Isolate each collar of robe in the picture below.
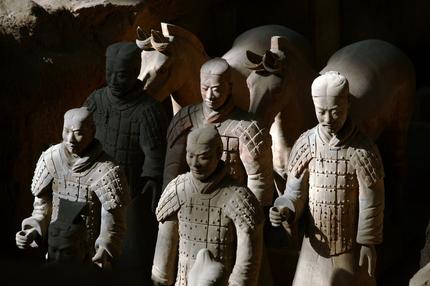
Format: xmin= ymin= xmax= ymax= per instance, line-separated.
xmin=60 ymin=140 xmax=104 ymax=174
xmin=202 ymin=96 xmax=235 ymax=124
xmin=189 ymin=162 xmax=228 ymax=195
xmin=106 ymin=82 xmax=145 ymax=111
xmin=317 ymin=117 xmax=358 ymax=148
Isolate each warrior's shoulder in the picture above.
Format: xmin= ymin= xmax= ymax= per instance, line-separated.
xmin=224 ymin=109 xmax=270 ymax=157
xmin=287 ymin=127 xmax=316 ymax=177
xmin=221 ymin=179 xmax=263 ymax=231
xmin=84 ymin=87 xmax=107 ymax=112
xmin=31 ymin=143 xmax=63 ymax=196
xmin=156 ymin=174 xmax=189 ymax=222
xmin=92 ymin=161 xmax=129 ymax=211
xmin=349 ymin=130 xmax=384 ymax=186
xmin=166 ymin=105 xmax=201 ymax=147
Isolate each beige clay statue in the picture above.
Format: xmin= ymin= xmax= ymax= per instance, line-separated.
xmin=270 ymin=72 xmax=385 ymax=285
xmin=163 ymin=57 xmax=273 ymax=207
xmin=152 ymin=125 xmax=263 ymax=286
xmin=16 ymin=107 xmax=129 ymax=267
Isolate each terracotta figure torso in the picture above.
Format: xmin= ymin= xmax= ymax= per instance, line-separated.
xmin=164 ymin=101 xmax=273 ymax=206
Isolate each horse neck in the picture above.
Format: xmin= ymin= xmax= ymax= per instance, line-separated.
xmin=171 ymin=38 xmax=209 ymax=107
xmin=282 ymin=57 xmax=319 ymax=132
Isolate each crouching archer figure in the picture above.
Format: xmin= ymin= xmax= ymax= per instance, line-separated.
xmin=16 ymin=107 xmax=129 ymax=268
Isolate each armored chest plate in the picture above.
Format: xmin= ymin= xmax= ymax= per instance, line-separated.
xmin=307 ymin=141 xmax=359 ymax=255
xmin=176 ymin=189 xmax=236 ymax=286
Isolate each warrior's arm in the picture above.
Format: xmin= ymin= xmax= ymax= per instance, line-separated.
xmin=152 ymin=218 xmax=179 ymax=285
xmin=139 ymin=105 xmax=169 ymax=184
xmin=239 ymin=130 xmax=274 ymax=207
xmin=357 ymin=176 xmax=384 ymax=245
xmin=21 ymin=194 xmax=52 ymax=244
xmin=21 ymin=153 xmax=54 ymax=242
xmin=93 ymin=166 xmax=130 ymax=260
xmin=95 ymin=206 xmax=127 ymax=260
xmin=273 ymin=171 xmax=309 ymax=223
xmin=229 ymin=224 xmax=263 ymax=286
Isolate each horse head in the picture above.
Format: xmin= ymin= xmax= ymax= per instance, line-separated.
xmin=246 ymin=36 xmax=289 ymax=125
xmin=136 ymin=23 xmax=208 ymax=111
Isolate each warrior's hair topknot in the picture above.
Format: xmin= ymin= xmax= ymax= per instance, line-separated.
xmin=64 ymin=107 xmax=95 ymax=130
xmin=187 ymin=125 xmax=223 ymax=152
xmin=312 ymin=71 xmax=349 ymax=99
xmin=200 ymin=58 xmax=231 ymax=81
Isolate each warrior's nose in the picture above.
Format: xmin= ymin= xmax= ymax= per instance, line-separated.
xmin=206 ymin=88 xmax=214 ymax=100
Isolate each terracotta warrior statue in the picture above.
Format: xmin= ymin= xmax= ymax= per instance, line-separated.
xmin=163 ymin=57 xmax=273 ymax=207
xmin=152 ymin=125 xmax=263 ymax=286
xmin=16 ymin=107 xmax=129 ymax=267
xmin=84 ymin=42 xmax=168 ymax=276
xmin=85 ymin=41 xmax=168 ymax=209
xmin=270 ymin=71 xmax=385 ymax=285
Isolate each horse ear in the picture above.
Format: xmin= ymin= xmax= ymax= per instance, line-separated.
xmin=262 ymin=50 xmax=282 ymax=73
xmin=246 ymin=50 xmax=264 ymax=70
xmin=137 ymin=26 xmax=149 ymax=40
xmin=151 ymin=29 xmax=170 ymax=52
xmin=246 ymin=50 xmax=263 ymax=64
xmin=151 ymin=29 xmax=169 ymax=43
xmin=136 ymin=26 xmax=154 ymax=50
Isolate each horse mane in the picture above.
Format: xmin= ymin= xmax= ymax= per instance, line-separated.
xmin=161 ymin=22 xmax=206 ymax=55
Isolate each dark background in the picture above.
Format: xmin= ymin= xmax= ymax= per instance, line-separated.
xmin=1 ymin=0 xmax=429 ymax=285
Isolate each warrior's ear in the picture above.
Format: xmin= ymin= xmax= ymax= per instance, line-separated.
xmin=151 ymin=29 xmax=170 ymax=52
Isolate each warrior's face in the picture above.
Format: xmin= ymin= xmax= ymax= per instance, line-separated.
xmin=62 ymin=111 xmax=94 ymax=156
xmin=106 ymin=66 xmax=139 ymax=98
xmin=105 ymin=43 xmax=140 ymax=98
xmin=313 ymin=95 xmax=348 ymax=136
xmin=200 ymin=73 xmax=231 ymax=110
xmin=186 ymin=142 xmax=220 ymax=181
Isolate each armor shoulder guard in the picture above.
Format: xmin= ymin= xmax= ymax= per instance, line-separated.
xmin=166 ymin=105 xmax=198 ymax=148
xmin=138 ymin=97 xmax=169 ymax=149
xmin=231 ymin=119 xmax=270 ymax=159
xmin=225 ymin=185 xmax=263 ymax=232
xmin=31 ymin=145 xmax=58 ymax=197
xmin=156 ymin=174 xmax=187 ymax=222
xmin=287 ymin=129 xmax=314 ymax=178
xmin=93 ymin=163 xmax=130 ymax=211
xmin=351 ymin=133 xmax=385 ymax=187
xmin=83 ymin=89 xmax=103 ymax=113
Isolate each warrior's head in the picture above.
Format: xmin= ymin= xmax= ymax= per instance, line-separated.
xmin=186 ymin=125 xmax=223 ymax=181
xmin=200 ymin=58 xmax=232 ymax=111
xmin=62 ymin=107 xmax=95 ymax=156
xmin=106 ymin=42 xmax=141 ymax=98
xmin=311 ymin=71 xmax=350 ymax=136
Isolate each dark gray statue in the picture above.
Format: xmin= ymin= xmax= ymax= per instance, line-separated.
xmin=84 ymin=42 xmax=168 ymax=279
